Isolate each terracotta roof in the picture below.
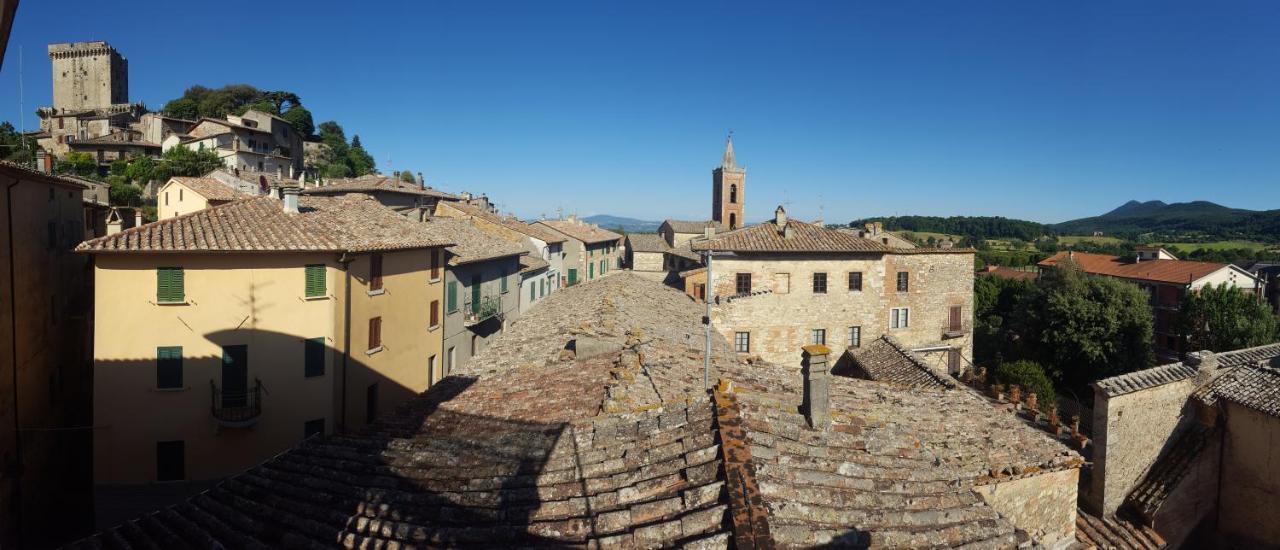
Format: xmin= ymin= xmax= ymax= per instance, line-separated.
xmin=1075 ymin=508 xmax=1166 ymax=549
xmin=666 ymin=242 xmax=701 ymax=262
xmin=1038 ymin=251 xmax=1246 ymax=285
xmin=535 ymin=219 xmax=623 ymax=245
xmin=165 ymin=177 xmax=247 ymax=202
xmin=76 ymin=195 xmax=454 ymax=254
xmin=660 ymin=219 xmax=720 ymax=234
xmin=679 ymin=266 xmax=706 ymax=278
xmin=841 ymin=335 xmax=956 ymax=389
xmin=691 ymin=217 xmax=891 ymax=253
xmin=440 ymin=202 xmax=567 ymax=243
xmin=978 ymin=265 xmax=1038 ymax=282
xmin=0 ymin=162 xmax=90 ymax=190
xmin=302 ymin=174 xmax=456 ymax=199
xmin=625 ymin=233 xmax=669 ymax=253
xmin=421 ymin=217 xmax=526 ymax=266
xmin=518 ymin=254 xmax=549 ymax=274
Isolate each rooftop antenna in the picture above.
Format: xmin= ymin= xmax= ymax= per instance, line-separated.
xmin=19 ymin=45 xmax=28 ymax=165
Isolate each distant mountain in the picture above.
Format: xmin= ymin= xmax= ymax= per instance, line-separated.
xmin=581 ymin=215 xmax=661 ymax=233
xmin=1053 ymin=200 xmax=1280 ymax=241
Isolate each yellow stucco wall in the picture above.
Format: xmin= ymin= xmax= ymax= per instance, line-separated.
xmin=157 ymin=180 xmax=211 ymax=220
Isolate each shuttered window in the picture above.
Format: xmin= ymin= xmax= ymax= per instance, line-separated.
xmin=156 ymin=267 xmax=184 ymax=303
xmin=368 ymin=317 xmax=382 ymax=349
xmin=429 ymin=300 xmax=440 ymax=328
xmin=370 ymin=254 xmax=384 ymax=291
xmin=304 ymin=337 xmax=325 ymax=377
xmin=429 ymin=249 xmax=441 ymax=281
xmin=446 ymin=282 xmax=458 ymax=312
xmin=304 ymin=265 xmax=325 ymax=298
xmin=501 ymin=271 xmax=508 ymax=293
xmin=156 ymin=346 xmax=183 ymax=388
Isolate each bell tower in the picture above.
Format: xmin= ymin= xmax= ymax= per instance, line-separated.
xmin=711 ymin=134 xmax=745 ymax=230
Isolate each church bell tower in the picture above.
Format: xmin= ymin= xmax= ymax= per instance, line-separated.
xmin=711 ymin=134 xmax=745 ymax=230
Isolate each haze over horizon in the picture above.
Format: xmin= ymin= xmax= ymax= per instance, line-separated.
xmin=2 ymin=1 xmax=1278 ymax=224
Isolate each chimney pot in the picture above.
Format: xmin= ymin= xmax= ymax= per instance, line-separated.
xmin=802 ymin=344 xmax=832 ymax=430
xmin=282 ymin=187 xmax=299 ymax=214
xmin=134 ymin=209 xmax=143 ymax=227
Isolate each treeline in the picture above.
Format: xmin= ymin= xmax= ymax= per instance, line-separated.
xmin=163 ymin=85 xmax=316 ymax=136
xmin=849 ymin=215 xmax=1051 ymax=242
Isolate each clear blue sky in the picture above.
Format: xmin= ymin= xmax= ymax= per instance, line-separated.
xmin=2 ymin=1 xmax=1278 ymax=224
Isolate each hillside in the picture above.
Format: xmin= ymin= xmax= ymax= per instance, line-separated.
xmin=847 ymin=215 xmax=1050 ymax=241
xmin=581 ymin=215 xmax=660 ymax=233
xmin=1053 ymin=200 xmax=1280 ymax=242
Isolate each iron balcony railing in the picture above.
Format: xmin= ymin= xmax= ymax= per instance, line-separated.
xmin=464 ymin=295 xmax=503 ymax=326
xmin=210 ymin=379 xmax=264 ymax=427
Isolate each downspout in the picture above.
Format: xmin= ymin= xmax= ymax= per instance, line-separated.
xmin=5 ymin=174 xmax=24 ymax=543
xmin=338 ymin=252 xmax=352 ymax=433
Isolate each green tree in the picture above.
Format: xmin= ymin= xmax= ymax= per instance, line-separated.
xmin=994 ymin=360 xmax=1057 ymax=413
xmin=1177 ymin=283 xmax=1279 ymax=353
xmin=399 ymin=170 xmax=417 ymax=183
xmin=974 ymin=275 xmax=1037 ymax=365
xmin=280 ymin=105 xmax=315 ymax=136
xmin=56 ymin=151 xmax=98 ymax=177
xmin=162 ymin=97 xmax=199 ymax=120
xmin=347 ymin=135 xmax=375 ymax=176
xmin=108 ymin=181 xmax=143 ymax=207
xmin=161 ymin=145 xmax=223 ymax=177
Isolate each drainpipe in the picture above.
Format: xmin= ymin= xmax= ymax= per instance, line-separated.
xmin=5 ymin=174 xmax=25 ymax=543
xmin=338 ymin=252 xmax=352 ymax=433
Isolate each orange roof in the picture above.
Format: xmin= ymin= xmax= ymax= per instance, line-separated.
xmin=1038 ymin=251 xmax=1235 ymax=285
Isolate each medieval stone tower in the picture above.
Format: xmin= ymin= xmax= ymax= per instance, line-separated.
xmin=48 ymin=41 xmax=128 ymax=112
xmin=711 ymin=134 xmax=745 ymax=230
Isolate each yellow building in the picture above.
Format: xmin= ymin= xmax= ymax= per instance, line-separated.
xmin=78 ymin=191 xmax=452 ymax=495
xmin=156 ymin=176 xmax=250 ymax=219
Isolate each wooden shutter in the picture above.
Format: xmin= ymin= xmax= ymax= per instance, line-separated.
xmin=501 ymin=271 xmax=508 ymax=293
xmin=430 ymin=300 xmax=439 ymax=327
xmin=305 ymin=265 xmax=326 ymax=297
xmin=447 ymin=282 xmax=457 ymax=312
xmin=156 ymin=346 xmax=183 ymax=388
xmin=950 ymin=305 xmax=962 ymax=332
xmin=304 ymin=337 xmax=325 ymax=377
xmin=368 ymin=317 xmax=382 ymax=349
xmin=157 ymin=267 xmax=184 ymax=303
xmin=430 ymin=249 xmax=440 ymax=280
xmin=370 ymin=254 xmax=384 ymax=290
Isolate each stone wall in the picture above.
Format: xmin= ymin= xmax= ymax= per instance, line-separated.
xmin=631 ymin=250 xmax=665 ymax=273
xmin=1087 ymin=377 xmax=1200 ymax=514
xmin=974 ymin=468 xmax=1080 ymax=547
xmin=1219 ymin=403 xmax=1280 ymax=546
xmin=49 ymin=42 xmax=128 ymax=112
xmin=707 ymin=251 xmax=973 ymax=367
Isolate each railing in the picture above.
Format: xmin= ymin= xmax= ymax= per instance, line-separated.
xmin=942 ymin=319 xmax=973 ymax=339
xmin=210 ymin=379 xmax=263 ymax=427
xmin=463 ymin=295 xmax=503 ymax=326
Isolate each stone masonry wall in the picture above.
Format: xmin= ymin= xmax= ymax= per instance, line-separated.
xmin=974 ymin=468 xmax=1080 ymax=547
xmin=1219 ymin=403 xmax=1280 ymax=546
xmin=707 ymin=252 xmax=973 ymax=367
xmin=1088 ymin=378 xmax=1199 ymax=515
xmin=632 ymin=250 xmax=665 ymax=273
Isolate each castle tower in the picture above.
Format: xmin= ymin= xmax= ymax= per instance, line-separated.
xmin=48 ymin=41 xmax=129 ymax=112
xmin=711 ymin=134 xmax=745 ymax=230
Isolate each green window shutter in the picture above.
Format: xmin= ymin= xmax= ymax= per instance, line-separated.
xmin=156 ymin=346 xmax=183 ymax=388
xmin=157 ymin=267 xmax=184 ymax=303
xmin=304 ymin=337 xmax=325 ymax=377
xmin=501 ymin=271 xmax=508 ymax=293
xmin=304 ymin=265 xmax=326 ymax=298
xmin=446 ymin=281 xmax=458 ymax=312
xmin=530 ymin=284 xmax=535 ymax=301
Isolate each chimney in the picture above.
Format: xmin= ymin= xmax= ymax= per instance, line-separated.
xmin=300 ymin=173 xmax=308 ymax=188
xmin=134 ymin=209 xmax=143 ymax=227
xmin=106 ymin=209 xmax=123 ymax=235
xmin=282 ymin=187 xmax=300 ymax=214
xmin=704 ymin=225 xmax=716 ymax=240
xmin=288 ymin=164 xmax=295 ymax=179
xmin=268 ymin=184 xmax=281 ymax=199
xmin=802 ymin=345 xmax=831 ymax=430
xmin=417 ymin=172 xmax=424 ymax=187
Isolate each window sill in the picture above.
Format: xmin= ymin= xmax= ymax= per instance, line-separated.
xmin=365 ymin=346 xmax=384 ymax=356
xmin=303 ymin=295 xmax=330 ymax=301
xmin=429 ymin=278 xmax=441 ymax=284
xmin=152 ymin=386 xmax=189 ymax=392
xmin=367 ymin=289 xmax=386 ymax=297
xmin=156 ymin=300 xmax=189 ymax=306
xmin=428 ymin=324 xmax=440 ymax=332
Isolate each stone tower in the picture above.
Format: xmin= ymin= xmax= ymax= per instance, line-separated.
xmin=48 ymin=41 xmax=128 ymax=112
xmin=711 ymin=134 xmax=745 ymax=230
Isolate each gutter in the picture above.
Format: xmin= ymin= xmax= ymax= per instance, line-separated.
xmin=4 ymin=174 xmax=24 ymax=542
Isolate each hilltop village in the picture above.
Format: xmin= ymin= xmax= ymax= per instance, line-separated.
xmin=2 ymin=40 xmax=1279 ymax=550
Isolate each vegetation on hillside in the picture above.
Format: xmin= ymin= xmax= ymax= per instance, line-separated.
xmin=0 ymin=122 xmax=36 ymax=164
xmin=1052 ymin=199 xmax=1280 ymax=243
xmin=162 ymin=85 xmax=314 ymax=135
xmin=309 ymin=122 xmax=377 ymax=179
xmin=850 ymin=215 xmax=1051 ymax=242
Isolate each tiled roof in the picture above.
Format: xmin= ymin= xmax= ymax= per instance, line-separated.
xmin=535 ymin=219 xmax=623 ymax=245
xmin=1039 ymin=251 xmax=1246 ymax=285
xmin=80 ymin=273 xmax=1083 ymax=548
xmin=625 ymin=233 xmax=669 ymax=253
xmin=691 ymin=217 xmax=892 ymax=253
xmin=679 ymin=266 xmax=706 ymax=278
xmin=841 ymin=335 xmax=956 ymax=389
xmin=1125 ymin=423 xmax=1217 ymax=522
xmin=421 ymin=217 xmax=526 ymax=266
xmin=1075 ymin=508 xmax=1166 ymax=549
xmin=303 ymin=174 xmax=456 ymax=198
xmin=67 ymin=129 xmax=160 ymax=148
xmin=518 ymin=254 xmax=549 ymax=274
xmin=441 ymin=202 xmax=567 ymax=243
xmin=1096 ymin=342 xmax=1280 ymax=398
xmin=661 ymin=219 xmax=720 ymax=234
xmin=1196 ymin=363 xmax=1280 ymax=418
xmin=76 ymin=195 xmax=454 ymax=254
xmin=0 ymin=161 xmax=90 ymax=190
xmin=165 ymin=177 xmax=247 ymax=202
xmin=667 ymin=242 xmax=701 ymax=262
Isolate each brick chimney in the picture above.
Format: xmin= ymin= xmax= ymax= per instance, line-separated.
xmin=802 ymin=344 xmax=831 ymax=430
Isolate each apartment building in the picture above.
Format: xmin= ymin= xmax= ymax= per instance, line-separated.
xmin=434 ymin=201 xmax=565 ymax=313
xmin=535 ymin=216 xmax=622 ymax=286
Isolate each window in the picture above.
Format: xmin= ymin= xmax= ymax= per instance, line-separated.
xmin=890 ymin=307 xmax=910 ymax=329
xmin=156 ymin=346 xmax=183 ymax=388
xmin=304 ymin=418 xmax=324 ymax=438
xmin=736 ymin=273 xmax=752 ymax=295
xmin=813 ymin=272 xmax=827 ymax=294
xmin=589 ymin=263 xmax=594 ymax=279
xmin=428 ymin=354 xmax=438 ymax=385
xmin=370 ymin=254 xmax=384 ymax=291
xmin=501 ymin=271 xmax=508 ymax=293
xmin=304 ymin=264 xmax=326 ymax=298
xmin=949 ymin=305 xmax=963 ymax=332
xmin=164 ymin=191 xmax=169 ymax=206
xmin=366 ymin=383 xmax=379 ymax=424
xmin=156 ymin=441 xmax=185 ymax=481
xmin=429 ymin=249 xmax=441 ymax=281
xmin=446 ymin=281 xmax=458 ymax=312
xmin=530 ymin=284 xmax=536 ymax=302
xmin=848 ymin=272 xmax=862 ymax=291
xmin=729 ymin=184 xmax=738 ymax=204
xmin=811 ymin=329 xmax=826 ymax=345
xmin=156 ymin=267 xmax=184 ymax=303
xmin=179 ymin=189 xmax=184 ymax=201
xmin=735 ymin=332 xmax=750 ymax=353
xmin=429 ymin=300 xmax=440 ymax=329
xmin=368 ymin=317 xmax=382 ymax=350
xmin=896 ymin=271 xmax=909 ymax=292
xmin=304 ymin=337 xmax=325 ymax=377
xmin=446 ymin=346 xmax=455 ymax=375
xmin=848 ymin=326 xmax=861 ymax=348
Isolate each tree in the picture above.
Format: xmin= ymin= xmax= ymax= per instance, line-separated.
xmin=399 ymin=170 xmax=417 ymax=183
xmin=1177 ymin=283 xmax=1279 ymax=353
xmin=346 ymin=135 xmax=375 ymax=176
xmin=995 ymin=360 xmax=1057 ymax=413
xmin=280 ymin=105 xmax=315 ymax=136
xmin=162 ymin=97 xmax=199 ymax=120
xmin=56 ymin=152 xmax=98 ymax=177
xmin=161 ymin=146 xmax=224 ymax=177
xmin=974 ymin=275 xmax=1037 ymax=365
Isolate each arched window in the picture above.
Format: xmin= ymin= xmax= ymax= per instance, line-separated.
xmin=729 ymin=213 xmax=737 ymax=230
xmin=729 ymin=184 xmax=738 ymax=204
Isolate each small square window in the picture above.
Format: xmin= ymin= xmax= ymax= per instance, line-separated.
xmin=848 ymin=326 xmax=861 ymax=348
xmin=812 ymin=273 xmax=827 ymax=294
xmin=848 ymin=272 xmax=862 ymax=291
xmin=811 ymin=329 xmax=826 ymax=345
xmin=890 ymin=307 xmax=910 ymax=329
xmin=736 ymin=273 xmax=752 ymax=295
xmin=735 ymin=332 xmax=750 ymax=353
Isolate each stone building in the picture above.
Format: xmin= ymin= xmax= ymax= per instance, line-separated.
xmin=1087 ymin=343 xmax=1280 ymax=548
xmin=433 ymin=201 xmax=565 ymax=314
xmin=1039 ymin=248 xmax=1262 ymax=356
xmin=76 ymin=273 xmax=1091 ymax=548
xmin=0 ymin=163 xmax=95 ymax=547
xmin=301 ymin=173 xmax=457 ymax=220
xmin=692 ymin=205 xmax=975 ymax=371
xmin=35 ymin=41 xmax=152 ymax=162
xmin=711 ymin=134 xmax=744 ymax=230
xmin=624 ymin=232 xmax=671 ymax=280
xmin=164 ymin=110 xmax=304 ymax=178
xmin=77 ymin=193 xmax=453 ymax=527
xmin=534 ymin=216 xmax=622 ymax=286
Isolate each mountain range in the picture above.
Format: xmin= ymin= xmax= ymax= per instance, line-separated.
xmin=581 ymin=215 xmax=661 ymax=233
xmin=1052 ymin=200 xmax=1280 ymax=241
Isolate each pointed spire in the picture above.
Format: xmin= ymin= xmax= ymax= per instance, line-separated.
xmin=722 ymin=132 xmax=737 ymax=169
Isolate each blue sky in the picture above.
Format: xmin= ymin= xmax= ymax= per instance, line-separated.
xmin=2 ymin=1 xmax=1278 ymax=224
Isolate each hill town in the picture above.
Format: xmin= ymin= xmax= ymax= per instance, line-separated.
xmin=2 ymin=31 xmax=1280 ymax=550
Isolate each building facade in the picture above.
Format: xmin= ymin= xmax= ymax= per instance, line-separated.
xmin=535 ymin=216 xmax=622 ymax=286
xmin=434 ymin=201 xmax=564 ymax=308
xmin=156 ymin=176 xmax=250 ymax=219
xmin=165 ymin=110 xmax=304 ymax=178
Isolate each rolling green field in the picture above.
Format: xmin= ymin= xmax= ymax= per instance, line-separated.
xmin=1058 ymin=235 xmax=1124 ymax=246
xmin=1163 ymin=241 xmax=1273 ymax=253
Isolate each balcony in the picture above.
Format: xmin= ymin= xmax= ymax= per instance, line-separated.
xmin=463 ymin=295 xmax=504 ymax=326
xmin=210 ymin=379 xmax=263 ymax=428
xmin=942 ymin=319 xmax=972 ymax=340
